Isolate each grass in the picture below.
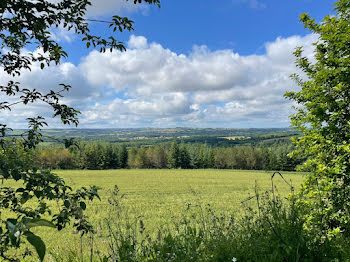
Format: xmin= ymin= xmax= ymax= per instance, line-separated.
xmin=57 ymin=169 xmax=303 ymax=208
xmin=2 ymin=169 xmax=305 ymax=260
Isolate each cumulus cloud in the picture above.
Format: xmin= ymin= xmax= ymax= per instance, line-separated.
xmin=48 ymin=0 xmax=149 ymax=17
xmin=50 ymin=25 xmax=76 ymax=43
xmin=80 ymin=34 xmax=316 ymax=127
xmin=0 ymin=34 xmax=317 ymax=128
xmin=0 ymin=55 xmax=103 ymax=128
xmin=128 ymin=35 xmax=149 ymax=49
xmin=86 ymin=0 xmax=148 ymax=17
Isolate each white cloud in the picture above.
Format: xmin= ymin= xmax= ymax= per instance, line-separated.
xmin=50 ymin=25 xmax=76 ymax=43
xmin=0 ymin=34 xmax=317 ymax=128
xmin=78 ymin=34 xmax=316 ymax=127
xmin=86 ymin=0 xmax=148 ymax=17
xmin=44 ymin=0 xmax=152 ymax=44
xmin=128 ymin=35 xmax=149 ymax=49
xmin=47 ymin=0 xmax=148 ymax=17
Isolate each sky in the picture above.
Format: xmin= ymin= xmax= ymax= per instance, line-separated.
xmin=1 ymin=0 xmax=335 ymax=128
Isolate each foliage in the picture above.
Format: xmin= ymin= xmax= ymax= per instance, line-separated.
xmin=119 ymin=145 xmax=129 ymax=169
xmin=37 ymin=148 xmax=75 ymax=169
xmin=0 ymin=0 xmax=160 ymax=260
xmin=179 ymin=143 xmax=191 ymax=169
xmin=35 ymin=141 xmax=303 ymax=171
xmin=0 ymin=142 xmax=100 ymax=260
xmin=285 ymin=0 xmax=350 ymax=238
xmin=168 ymin=141 xmax=181 ymax=169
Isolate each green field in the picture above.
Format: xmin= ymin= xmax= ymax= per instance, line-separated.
xmin=55 ymin=169 xmax=304 ymax=225
xmin=4 ymin=169 xmax=305 ymax=260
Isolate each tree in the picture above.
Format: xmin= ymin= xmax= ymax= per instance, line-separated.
xmin=285 ymin=0 xmax=350 ymax=239
xmin=208 ymin=148 xmax=215 ymax=168
xmin=119 ymin=145 xmax=129 ymax=169
xmin=179 ymin=143 xmax=191 ymax=169
xmin=213 ymin=147 xmax=228 ymax=169
xmin=151 ymin=145 xmax=168 ymax=168
xmin=81 ymin=143 xmax=103 ymax=169
xmin=37 ymin=148 xmax=75 ymax=169
xmin=0 ymin=0 xmax=160 ymax=260
xmin=168 ymin=141 xmax=180 ymax=168
xmin=127 ymin=147 xmax=138 ymax=168
xmin=105 ymin=144 xmax=119 ymax=169
xmin=134 ymin=147 xmax=149 ymax=168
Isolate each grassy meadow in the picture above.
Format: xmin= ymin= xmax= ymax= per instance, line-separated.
xmin=3 ymin=169 xmax=305 ymax=260
xmin=56 ymin=170 xmax=304 ymax=228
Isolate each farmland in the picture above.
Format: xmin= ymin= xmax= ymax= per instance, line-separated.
xmin=3 ymin=169 xmax=304 ymax=259
xmin=10 ymin=127 xmax=298 ymax=147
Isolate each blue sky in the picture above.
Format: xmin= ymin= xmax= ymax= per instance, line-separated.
xmin=65 ymin=0 xmax=332 ymax=62
xmin=1 ymin=0 xmax=336 ymax=128
xmin=112 ymin=0 xmax=331 ymax=55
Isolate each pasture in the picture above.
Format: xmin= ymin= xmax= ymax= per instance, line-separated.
xmin=4 ymin=169 xmax=305 ymax=260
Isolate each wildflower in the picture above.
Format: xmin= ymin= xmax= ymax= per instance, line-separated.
xmin=232 ymin=257 xmax=237 ymax=262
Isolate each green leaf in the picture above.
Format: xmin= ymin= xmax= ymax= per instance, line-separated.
xmin=64 ymin=199 xmax=71 ymax=208
xmin=6 ymin=219 xmax=20 ymax=247
xmin=12 ymin=169 xmax=21 ymax=180
xmin=34 ymin=190 xmax=43 ymax=198
xmin=25 ymin=232 xmax=46 ymax=262
xmin=25 ymin=218 xmax=55 ymax=229
xmin=16 ymin=188 xmax=25 ymax=193
xmin=21 ymin=192 xmax=30 ymax=204
xmin=80 ymin=201 xmax=87 ymax=210
xmin=1 ymin=169 xmax=9 ymax=179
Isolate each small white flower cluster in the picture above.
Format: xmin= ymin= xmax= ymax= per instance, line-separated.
xmin=232 ymin=257 xmax=237 ymax=262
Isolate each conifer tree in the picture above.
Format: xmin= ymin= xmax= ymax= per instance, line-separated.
xmin=168 ymin=141 xmax=180 ymax=168
xmin=119 ymin=145 xmax=129 ymax=169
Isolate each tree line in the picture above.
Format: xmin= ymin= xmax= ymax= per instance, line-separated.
xmin=34 ymin=141 xmax=304 ymax=171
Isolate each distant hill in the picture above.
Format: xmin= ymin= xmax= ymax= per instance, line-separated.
xmin=9 ymin=128 xmax=299 ymax=146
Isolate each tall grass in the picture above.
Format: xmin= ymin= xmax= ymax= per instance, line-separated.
xmin=49 ymin=172 xmax=350 ymax=261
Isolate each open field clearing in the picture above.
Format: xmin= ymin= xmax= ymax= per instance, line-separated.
xmin=3 ymin=169 xmax=305 ymax=260
xmin=55 ymin=169 xmax=304 ymax=226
